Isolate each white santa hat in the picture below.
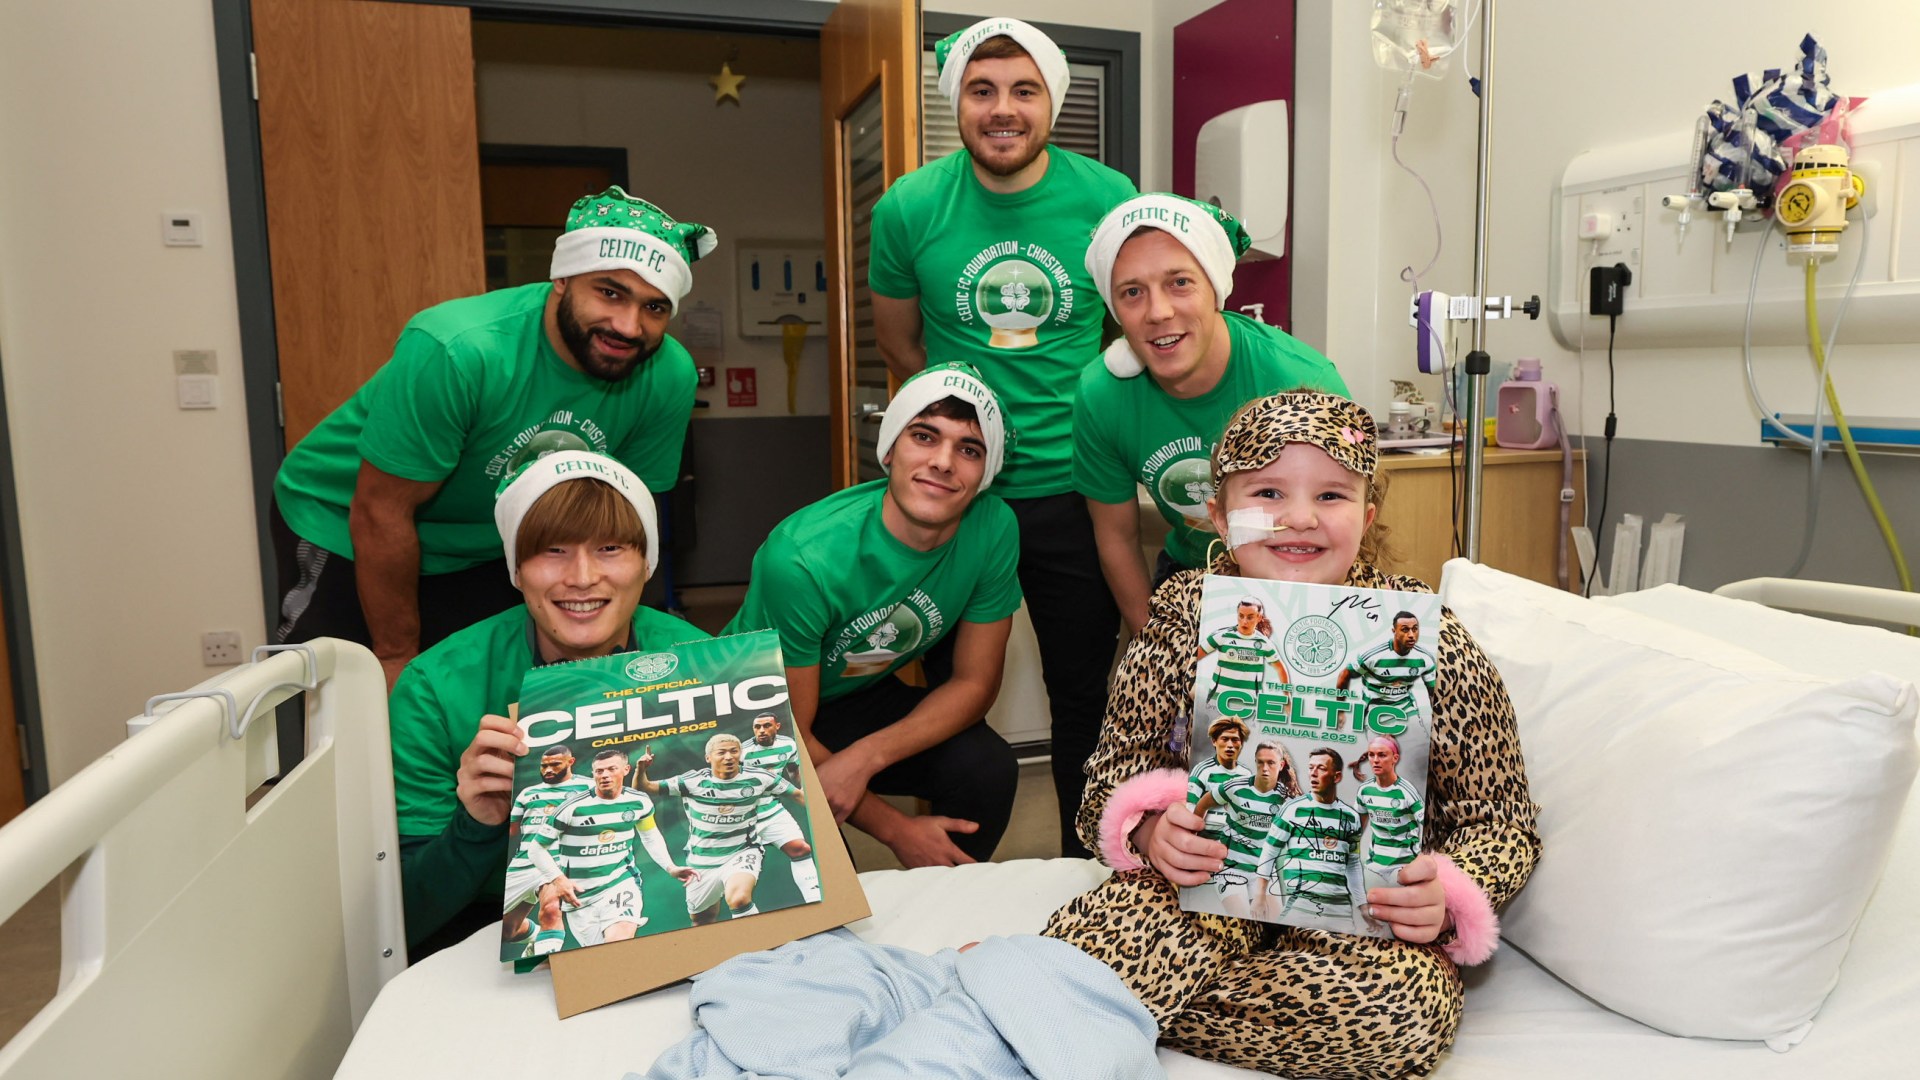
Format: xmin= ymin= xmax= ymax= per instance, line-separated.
xmin=1084 ymin=193 xmax=1253 ymax=377
xmin=493 ymin=451 xmax=660 ymax=585
xmin=934 ymin=17 xmax=1072 ymax=124
xmin=876 ymin=362 xmax=1010 ymax=490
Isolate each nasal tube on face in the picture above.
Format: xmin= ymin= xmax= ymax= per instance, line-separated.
xmin=1226 ymin=506 xmax=1292 ymax=550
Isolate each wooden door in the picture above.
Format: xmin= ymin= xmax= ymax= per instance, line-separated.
xmin=252 ymin=0 xmax=486 ymax=449
xmin=820 ymin=0 xmax=920 ymax=489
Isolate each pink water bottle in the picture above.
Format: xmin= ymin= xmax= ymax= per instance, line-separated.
xmin=1494 ymin=358 xmax=1559 ymax=450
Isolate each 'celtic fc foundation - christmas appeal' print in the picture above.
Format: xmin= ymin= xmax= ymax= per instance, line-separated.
xmin=1181 ymin=575 xmax=1440 ymax=937
xmin=500 ymin=631 xmax=823 ymax=964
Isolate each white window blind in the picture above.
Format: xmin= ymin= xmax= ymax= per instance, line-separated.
xmin=921 ymin=55 xmax=1107 ymax=164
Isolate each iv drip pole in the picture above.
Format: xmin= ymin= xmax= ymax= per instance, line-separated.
xmin=1460 ymin=0 xmax=1496 ymax=560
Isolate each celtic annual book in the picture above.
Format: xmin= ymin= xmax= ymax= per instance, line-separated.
xmin=1179 ymin=575 xmax=1442 ymax=936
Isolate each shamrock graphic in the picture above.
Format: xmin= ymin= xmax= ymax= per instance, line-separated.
xmin=865 ymin=623 xmax=901 ymax=651
xmin=1295 ymin=627 xmax=1336 ymax=666
xmin=1000 ymin=280 xmax=1031 ymax=313
xmin=1183 ymin=480 xmax=1214 ymax=503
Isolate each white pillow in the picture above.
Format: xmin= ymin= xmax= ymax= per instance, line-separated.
xmin=1602 ymin=583 xmax=1920 ymax=684
xmin=1438 ymin=559 xmax=1919 ymax=1048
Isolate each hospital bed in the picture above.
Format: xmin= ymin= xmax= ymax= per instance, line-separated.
xmin=4 ymin=563 xmax=1918 ymax=1078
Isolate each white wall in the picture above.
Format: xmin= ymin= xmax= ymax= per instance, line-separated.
xmin=0 ymin=0 xmax=265 ymax=784
xmin=1294 ymin=1 xmax=1920 ymax=434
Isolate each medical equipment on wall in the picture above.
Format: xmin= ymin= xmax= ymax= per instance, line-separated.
xmin=1369 ymin=0 xmax=1467 ymax=81
xmin=1752 ymin=92 xmax=1909 ymax=596
xmin=1378 ymin=0 xmax=1527 ymax=562
xmin=1687 ymin=41 xmax=1909 ymax=597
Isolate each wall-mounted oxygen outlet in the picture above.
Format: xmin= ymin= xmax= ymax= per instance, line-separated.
xmin=202 ymin=631 xmax=243 ymax=666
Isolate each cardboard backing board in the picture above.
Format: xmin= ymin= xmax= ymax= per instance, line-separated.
xmin=546 ymin=742 xmax=868 ymax=1017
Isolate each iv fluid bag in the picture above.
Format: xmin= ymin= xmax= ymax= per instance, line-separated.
xmin=1371 ymin=0 xmax=1459 ymax=80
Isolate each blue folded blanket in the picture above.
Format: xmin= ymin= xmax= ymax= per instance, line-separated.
xmin=634 ymin=929 xmax=1164 ymax=1079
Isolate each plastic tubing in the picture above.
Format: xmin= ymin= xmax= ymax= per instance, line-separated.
xmin=1804 ymin=259 xmax=1914 ymax=596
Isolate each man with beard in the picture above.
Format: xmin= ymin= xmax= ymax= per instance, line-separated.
xmin=868 ymin=16 xmax=1137 ymax=858
xmin=272 ymin=187 xmax=711 ymax=687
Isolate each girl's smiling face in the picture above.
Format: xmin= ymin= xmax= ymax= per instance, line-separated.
xmin=1206 ymin=444 xmax=1376 ymax=585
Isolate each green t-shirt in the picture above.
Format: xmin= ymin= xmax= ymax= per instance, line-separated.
xmin=274 ymin=282 xmax=697 ymax=574
xmin=1071 ymin=311 xmax=1349 ymax=568
xmin=723 ymin=479 xmax=1023 ymax=701
xmin=389 ymin=603 xmax=710 ymax=857
xmin=869 ymin=147 xmax=1137 ymax=498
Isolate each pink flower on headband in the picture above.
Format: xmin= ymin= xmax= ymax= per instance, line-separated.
xmin=1342 ymin=427 xmax=1366 ymax=444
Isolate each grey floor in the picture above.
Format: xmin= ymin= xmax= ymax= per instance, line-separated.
xmin=0 ymin=585 xmax=1067 ymax=1046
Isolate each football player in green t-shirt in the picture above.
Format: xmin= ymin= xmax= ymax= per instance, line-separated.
xmin=1354 ymin=734 xmax=1426 ymax=892
xmin=1197 ymin=596 xmax=1290 ymax=703
xmin=1261 ymin=747 xmax=1366 ymax=929
xmin=742 ymin=713 xmax=823 ymax=905
xmin=1074 ymin=193 xmax=1348 ymax=633
xmin=724 ymin=365 xmax=1021 ymax=869
xmin=634 ymin=733 xmax=808 ymax=924
xmin=389 ymin=450 xmax=707 ymax=959
xmin=272 ymin=188 xmax=713 ymax=691
xmin=1193 ymin=741 xmax=1297 ymax=917
xmin=500 ymin=743 xmax=592 ymax=954
xmin=867 ymin=17 xmax=1139 ymax=858
xmin=1338 ymin=612 xmax=1440 ymax=715
xmin=1185 ymin=716 xmax=1252 ymax=844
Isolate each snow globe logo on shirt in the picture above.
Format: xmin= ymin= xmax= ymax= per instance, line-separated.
xmin=485 ymin=407 xmax=613 ymax=480
xmin=837 ymin=604 xmax=927 ymax=679
xmin=1152 ymin=454 xmax=1216 ymax=521
xmin=954 ymin=240 xmax=1073 ymax=350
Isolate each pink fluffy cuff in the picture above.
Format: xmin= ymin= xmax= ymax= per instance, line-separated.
xmin=1097 ymin=769 xmax=1191 ymax=871
xmin=1432 ymin=852 xmax=1500 ymax=966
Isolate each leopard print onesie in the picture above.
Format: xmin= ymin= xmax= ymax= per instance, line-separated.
xmin=1042 ymin=557 xmax=1540 ymax=1079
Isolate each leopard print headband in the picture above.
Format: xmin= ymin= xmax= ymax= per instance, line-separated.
xmin=1212 ymin=391 xmax=1379 ymax=483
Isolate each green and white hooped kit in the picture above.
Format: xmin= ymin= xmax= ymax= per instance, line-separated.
xmin=1087 ymin=193 xmax=1254 ymax=377
xmin=876 ymin=362 xmax=1010 ymax=489
xmin=493 ymin=450 xmax=660 ymax=585
xmin=933 ymin=17 xmax=1072 ymax=123
xmin=548 ymin=187 xmax=717 ymax=314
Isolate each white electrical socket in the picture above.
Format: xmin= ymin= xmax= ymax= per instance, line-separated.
xmin=202 ymin=630 xmax=243 ymax=666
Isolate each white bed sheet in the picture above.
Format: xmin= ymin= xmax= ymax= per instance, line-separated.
xmin=340 ymin=833 xmax=1917 ymax=1079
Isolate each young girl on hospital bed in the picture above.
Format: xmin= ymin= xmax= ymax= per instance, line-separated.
xmin=1041 ymin=390 xmax=1541 ymax=1079
xmin=642 ymin=394 xmax=1537 ymax=1080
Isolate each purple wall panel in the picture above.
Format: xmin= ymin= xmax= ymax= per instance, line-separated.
xmin=1174 ymin=0 xmax=1296 ymax=332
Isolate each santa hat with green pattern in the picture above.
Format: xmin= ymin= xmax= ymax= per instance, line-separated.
xmin=934 ymin=17 xmax=1072 ymax=124
xmin=1085 ymin=193 xmax=1253 ymax=378
xmin=549 ymin=187 xmax=717 ymax=314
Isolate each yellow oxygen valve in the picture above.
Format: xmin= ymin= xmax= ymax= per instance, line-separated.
xmin=1774 ymin=143 xmax=1864 ymax=260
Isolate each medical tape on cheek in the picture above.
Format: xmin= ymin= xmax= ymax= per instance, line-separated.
xmin=1225 ymin=507 xmax=1288 ymax=550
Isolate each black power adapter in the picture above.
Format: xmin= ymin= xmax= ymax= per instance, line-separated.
xmin=1589 ymin=262 xmax=1632 ymax=316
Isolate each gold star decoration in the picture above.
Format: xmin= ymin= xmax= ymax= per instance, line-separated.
xmin=710 ymin=62 xmax=745 ymax=106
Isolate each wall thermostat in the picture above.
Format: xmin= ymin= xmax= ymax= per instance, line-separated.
xmin=162 ymin=211 xmax=203 ymax=247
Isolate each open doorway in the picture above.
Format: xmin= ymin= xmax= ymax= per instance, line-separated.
xmin=471 ymin=19 xmax=834 ymax=591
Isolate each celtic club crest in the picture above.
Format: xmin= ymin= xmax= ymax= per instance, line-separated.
xmin=1282 ymin=615 xmax=1347 ymax=678
xmin=624 ymin=652 xmax=679 ymax=683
